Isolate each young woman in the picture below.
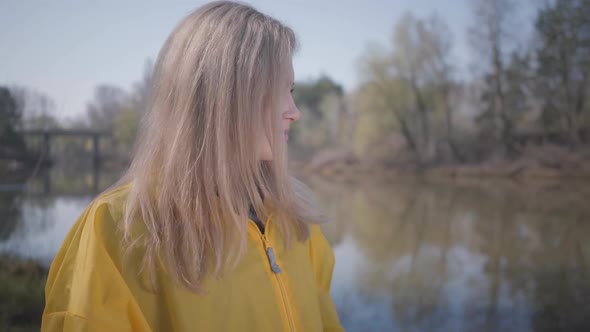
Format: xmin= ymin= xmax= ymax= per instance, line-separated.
xmin=41 ymin=1 xmax=343 ymax=331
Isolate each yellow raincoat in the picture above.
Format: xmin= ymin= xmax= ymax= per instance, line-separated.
xmin=41 ymin=184 xmax=343 ymax=331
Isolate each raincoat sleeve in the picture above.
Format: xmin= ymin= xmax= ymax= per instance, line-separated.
xmin=41 ymin=198 xmax=152 ymax=332
xmin=309 ymin=225 xmax=345 ymax=332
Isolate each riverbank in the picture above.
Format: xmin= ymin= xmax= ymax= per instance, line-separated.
xmin=296 ymin=145 xmax=590 ymax=182
xmin=0 ymin=254 xmax=46 ymax=331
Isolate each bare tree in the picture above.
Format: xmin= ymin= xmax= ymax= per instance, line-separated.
xmin=9 ymin=86 xmax=59 ymax=130
xmin=131 ymin=58 xmax=155 ymax=114
xmin=86 ymin=85 xmax=128 ymax=131
xmin=421 ymin=16 xmax=464 ymax=162
xmin=393 ymin=14 xmax=431 ymax=152
xmin=359 ymin=13 xmax=459 ymax=164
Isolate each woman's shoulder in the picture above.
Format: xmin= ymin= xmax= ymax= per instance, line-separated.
xmin=44 ymin=182 xmax=152 ymax=329
xmin=49 ymin=182 xmax=141 ymax=281
xmin=91 ymin=182 xmax=133 ymax=220
xmin=59 ymin=183 xmax=134 ymax=263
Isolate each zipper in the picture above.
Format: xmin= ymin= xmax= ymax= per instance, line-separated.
xmin=249 ymin=218 xmax=296 ymax=331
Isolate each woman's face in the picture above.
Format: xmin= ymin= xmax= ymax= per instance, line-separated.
xmin=257 ymin=61 xmax=301 ymax=160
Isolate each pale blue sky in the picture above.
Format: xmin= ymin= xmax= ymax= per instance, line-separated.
xmin=0 ymin=0 xmax=538 ymax=120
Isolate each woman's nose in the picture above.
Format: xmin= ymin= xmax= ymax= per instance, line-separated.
xmin=285 ymin=102 xmax=301 ymax=122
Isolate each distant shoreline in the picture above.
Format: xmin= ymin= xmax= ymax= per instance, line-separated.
xmin=294 ymin=157 xmax=590 ymax=182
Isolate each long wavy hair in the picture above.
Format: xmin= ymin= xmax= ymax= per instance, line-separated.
xmin=116 ymin=1 xmax=323 ymax=292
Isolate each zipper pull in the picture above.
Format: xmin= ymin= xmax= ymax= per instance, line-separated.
xmin=265 ymin=247 xmax=282 ymax=274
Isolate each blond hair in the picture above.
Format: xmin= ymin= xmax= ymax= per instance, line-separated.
xmin=117 ymin=1 xmax=323 ymax=292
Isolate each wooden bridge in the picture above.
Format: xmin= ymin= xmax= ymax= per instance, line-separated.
xmin=18 ymin=129 xmax=111 ymax=166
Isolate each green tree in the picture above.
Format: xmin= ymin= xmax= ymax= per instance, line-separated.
xmin=0 ymin=87 xmax=26 ymax=154
xmin=113 ymin=104 xmax=141 ymax=157
xmin=292 ymin=75 xmax=343 ymax=120
xmin=468 ymin=0 xmax=520 ymax=156
xmin=290 ymin=76 xmax=346 ymax=158
xmin=535 ymin=0 xmax=590 ymax=145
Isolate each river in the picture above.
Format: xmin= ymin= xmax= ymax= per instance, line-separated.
xmin=1 ymin=165 xmax=589 ymax=331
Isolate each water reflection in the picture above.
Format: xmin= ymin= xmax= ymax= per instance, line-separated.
xmin=0 ymin=164 xmax=121 ymax=266
xmin=1 ymin=167 xmax=589 ymax=331
xmin=307 ymin=175 xmax=590 ymax=331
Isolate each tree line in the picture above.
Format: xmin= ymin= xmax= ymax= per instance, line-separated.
xmin=1 ymin=0 xmax=588 ymax=170
xmin=293 ymin=0 xmax=590 ymax=168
